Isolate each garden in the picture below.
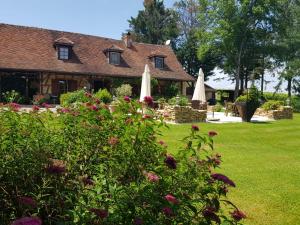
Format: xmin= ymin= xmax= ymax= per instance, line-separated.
xmin=0 ymin=94 xmax=246 ymax=225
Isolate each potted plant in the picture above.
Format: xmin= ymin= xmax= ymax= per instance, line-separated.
xmin=235 ymin=86 xmax=260 ymax=122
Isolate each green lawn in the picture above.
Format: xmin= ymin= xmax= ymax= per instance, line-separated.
xmin=160 ymin=114 xmax=300 ymax=225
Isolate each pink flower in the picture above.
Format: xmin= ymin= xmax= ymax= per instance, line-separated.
xmin=208 ymin=131 xmax=218 ymax=137
xmin=124 ymin=96 xmax=131 ymax=102
xmin=164 ymin=155 xmax=177 ymax=169
xmin=32 ymin=105 xmax=40 ymax=111
xmin=146 ymin=172 xmax=160 ymax=182
xmin=61 ymin=108 xmax=70 ymax=113
xmin=133 ymin=217 xmax=144 ymax=225
xmin=41 ymin=103 xmax=50 ymax=108
xmin=18 ymin=196 xmax=37 ymax=208
xmin=90 ymin=105 xmax=98 ymax=111
xmin=108 ymin=137 xmax=119 ymax=145
xmin=191 ymin=125 xmax=199 ymax=131
xmin=12 ymin=217 xmax=42 ymax=225
xmin=164 ymin=194 xmax=179 ymax=204
xmin=90 ymin=208 xmax=108 ymax=219
xmin=158 ymin=140 xmax=165 ymax=146
xmin=202 ymin=207 xmax=220 ymax=224
xmin=143 ymin=96 xmax=153 ymax=106
xmin=230 ymin=210 xmax=246 ymax=221
xmin=9 ymin=103 xmax=21 ymax=112
xmin=162 ymin=207 xmax=173 ymax=217
xmin=95 ymin=99 xmax=101 ymax=104
xmin=143 ymin=114 xmax=152 ymax=119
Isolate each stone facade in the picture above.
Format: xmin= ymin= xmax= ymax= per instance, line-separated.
xmin=158 ymin=105 xmax=207 ymax=123
xmin=255 ymin=106 xmax=293 ymax=120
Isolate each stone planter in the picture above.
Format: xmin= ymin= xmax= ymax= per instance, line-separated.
xmin=236 ymin=102 xmax=258 ymax=122
xmin=255 ymin=106 xmax=293 ymax=120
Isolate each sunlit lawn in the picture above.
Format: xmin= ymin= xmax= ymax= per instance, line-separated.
xmin=160 ymin=114 xmax=300 ymax=225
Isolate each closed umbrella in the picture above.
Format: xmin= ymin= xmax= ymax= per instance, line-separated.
xmin=140 ymin=64 xmax=151 ymax=102
xmin=192 ymin=68 xmax=206 ymax=102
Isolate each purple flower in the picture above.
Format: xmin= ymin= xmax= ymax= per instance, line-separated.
xmin=230 ymin=209 xmax=246 ymax=221
xmin=191 ymin=125 xmax=199 ymax=131
xmin=143 ymin=96 xmax=153 ymax=106
xmin=162 ymin=207 xmax=173 ymax=217
xmin=18 ymin=196 xmax=37 ymax=208
xmin=12 ymin=217 xmax=42 ymax=225
xmin=90 ymin=208 xmax=108 ymax=219
xmin=164 ymin=194 xmax=179 ymax=204
xmin=208 ymin=131 xmax=218 ymax=137
xmin=211 ymin=173 xmax=236 ymax=187
xmin=46 ymin=159 xmax=66 ymax=175
xmin=124 ymin=96 xmax=131 ymax=103
xmin=164 ymin=155 xmax=177 ymax=169
xmin=146 ymin=172 xmax=160 ymax=182
xmin=133 ymin=217 xmax=144 ymax=225
xmin=202 ymin=207 xmax=220 ymax=224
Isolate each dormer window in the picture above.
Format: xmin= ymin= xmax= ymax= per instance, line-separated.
xmin=109 ymin=52 xmax=121 ymax=65
xmin=58 ymin=46 xmax=70 ymax=60
xmin=54 ymin=37 xmax=74 ymax=61
xmin=155 ymin=57 xmax=164 ymax=69
xmin=104 ymin=45 xmax=124 ymax=66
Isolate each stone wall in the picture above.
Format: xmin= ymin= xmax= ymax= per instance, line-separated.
xmin=158 ymin=105 xmax=207 ymax=123
xmin=255 ymin=106 xmax=293 ymax=120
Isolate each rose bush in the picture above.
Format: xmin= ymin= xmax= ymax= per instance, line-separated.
xmin=0 ymin=95 xmax=245 ymax=224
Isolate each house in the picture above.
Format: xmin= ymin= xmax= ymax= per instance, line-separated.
xmin=0 ymin=23 xmax=197 ymax=102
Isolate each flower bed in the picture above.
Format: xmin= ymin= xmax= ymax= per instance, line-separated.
xmin=0 ymin=96 xmax=244 ymax=224
xmin=158 ymin=105 xmax=207 ymax=123
xmin=255 ymin=106 xmax=293 ymax=120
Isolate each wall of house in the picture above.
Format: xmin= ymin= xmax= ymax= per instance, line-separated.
xmin=41 ymin=72 xmax=91 ymax=95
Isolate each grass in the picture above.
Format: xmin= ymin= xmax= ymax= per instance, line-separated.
xmin=160 ymin=114 xmax=300 ymax=225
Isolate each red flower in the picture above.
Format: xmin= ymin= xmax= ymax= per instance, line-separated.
xmin=124 ymin=96 xmax=131 ymax=102
xmin=158 ymin=140 xmax=167 ymax=147
xmin=12 ymin=217 xmax=42 ymax=225
xmin=32 ymin=105 xmax=40 ymax=111
xmin=146 ymin=172 xmax=160 ymax=182
xmin=230 ymin=209 xmax=246 ymax=221
xmin=211 ymin=173 xmax=236 ymax=187
xmin=143 ymin=96 xmax=153 ymax=106
xmin=208 ymin=131 xmax=218 ymax=137
xmin=95 ymin=99 xmax=101 ymax=104
xmin=191 ymin=125 xmax=199 ymax=131
xmin=143 ymin=114 xmax=152 ymax=119
xmin=164 ymin=194 xmax=179 ymax=204
xmin=108 ymin=137 xmax=119 ymax=145
xmin=133 ymin=217 xmax=144 ymax=225
xmin=18 ymin=196 xmax=37 ymax=208
xmin=162 ymin=207 xmax=173 ymax=217
xmin=90 ymin=105 xmax=98 ymax=111
xmin=90 ymin=208 xmax=108 ymax=219
xmin=164 ymin=155 xmax=177 ymax=169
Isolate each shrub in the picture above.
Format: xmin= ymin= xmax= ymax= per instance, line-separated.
xmin=168 ymin=96 xmax=189 ymax=106
xmin=0 ymin=98 xmax=245 ymax=224
xmin=164 ymin=83 xmax=179 ymax=98
xmin=114 ymin=84 xmax=132 ymax=98
xmin=94 ymin=89 xmax=112 ymax=104
xmin=1 ymin=90 xmax=23 ymax=103
xmin=236 ymin=86 xmax=260 ymax=107
xmin=263 ymin=92 xmax=300 ymax=112
xmin=60 ymin=89 xmax=89 ymax=106
xmin=261 ymin=100 xmax=284 ymax=111
xmin=214 ymin=103 xmax=223 ymax=112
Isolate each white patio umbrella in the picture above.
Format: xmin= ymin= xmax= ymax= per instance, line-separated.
xmin=192 ymin=68 xmax=206 ymax=102
xmin=140 ymin=64 xmax=151 ymax=102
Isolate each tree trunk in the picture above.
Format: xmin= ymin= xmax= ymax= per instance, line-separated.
xmin=234 ymin=40 xmax=246 ymax=99
xmin=287 ymin=78 xmax=292 ymax=97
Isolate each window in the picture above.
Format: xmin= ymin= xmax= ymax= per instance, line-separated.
xmin=58 ymin=46 xmax=70 ymax=60
xmin=109 ymin=52 xmax=121 ymax=65
xmin=155 ymin=57 xmax=164 ymax=69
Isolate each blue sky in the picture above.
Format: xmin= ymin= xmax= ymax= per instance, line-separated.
xmin=0 ymin=0 xmax=175 ymax=39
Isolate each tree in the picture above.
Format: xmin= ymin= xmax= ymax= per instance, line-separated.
xmin=128 ymin=0 xmax=179 ymax=45
xmin=197 ymin=0 xmax=288 ymax=99
xmin=174 ymin=0 xmax=220 ymax=78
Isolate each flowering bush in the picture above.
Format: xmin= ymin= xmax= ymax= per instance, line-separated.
xmin=0 ymin=97 xmax=245 ymax=224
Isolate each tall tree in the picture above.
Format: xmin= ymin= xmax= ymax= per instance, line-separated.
xmin=128 ymin=0 xmax=179 ymax=45
xmin=174 ymin=0 xmax=220 ymax=78
xmin=197 ymin=0 xmax=288 ymax=99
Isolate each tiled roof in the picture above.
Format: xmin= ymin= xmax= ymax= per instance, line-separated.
xmin=0 ymin=23 xmax=194 ymax=81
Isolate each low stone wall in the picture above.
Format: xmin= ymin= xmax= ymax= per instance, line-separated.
xmin=255 ymin=106 xmax=293 ymax=120
xmin=157 ymin=105 xmax=207 ymax=123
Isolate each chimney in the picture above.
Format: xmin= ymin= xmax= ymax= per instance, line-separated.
xmin=123 ymin=32 xmax=133 ymax=48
